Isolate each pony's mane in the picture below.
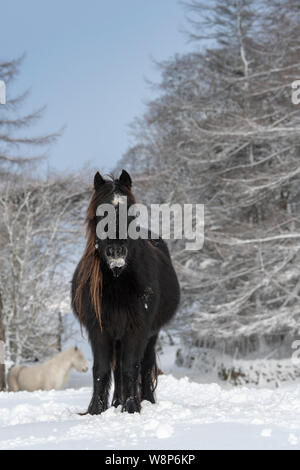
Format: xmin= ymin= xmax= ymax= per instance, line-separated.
xmin=74 ymin=177 xmax=136 ymax=329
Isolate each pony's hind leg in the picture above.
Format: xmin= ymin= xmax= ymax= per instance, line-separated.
xmin=112 ymin=340 xmax=122 ymax=407
xmin=141 ymin=334 xmax=158 ymax=404
xmin=87 ymin=333 xmax=113 ymax=415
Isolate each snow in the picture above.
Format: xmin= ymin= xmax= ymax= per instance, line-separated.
xmin=2 ymin=372 xmax=300 ymax=449
xmin=1 ymin=331 xmax=300 ymax=450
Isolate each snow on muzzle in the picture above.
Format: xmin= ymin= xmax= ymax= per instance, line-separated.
xmin=105 ymin=245 xmax=127 ymax=277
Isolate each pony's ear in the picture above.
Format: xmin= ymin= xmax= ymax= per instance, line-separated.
xmin=119 ymin=169 xmax=132 ymax=188
xmin=94 ymin=171 xmax=105 ymax=190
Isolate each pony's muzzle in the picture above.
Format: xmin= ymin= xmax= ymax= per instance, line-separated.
xmin=106 ymin=244 xmax=127 ymax=277
xmin=109 ymin=258 xmax=126 ymax=277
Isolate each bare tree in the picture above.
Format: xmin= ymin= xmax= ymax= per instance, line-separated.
xmin=0 ymin=174 xmax=90 ymax=363
xmin=0 ymin=56 xmax=62 ymax=365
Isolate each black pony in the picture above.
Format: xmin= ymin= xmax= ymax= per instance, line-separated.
xmin=71 ymin=170 xmax=180 ymax=414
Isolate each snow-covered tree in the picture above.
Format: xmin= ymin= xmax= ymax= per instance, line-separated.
xmin=119 ymin=0 xmax=300 ymax=360
xmin=0 ymin=174 xmax=90 ymax=363
xmin=0 ymin=56 xmax=61 ymax=381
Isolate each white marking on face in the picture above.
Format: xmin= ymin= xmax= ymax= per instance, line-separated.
xmin=108 ymin=257 xmax=126 ymax=269
xmin=112 ymin=193 xmax=127 ymax=206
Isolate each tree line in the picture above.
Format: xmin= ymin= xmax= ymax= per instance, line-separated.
xmin=0 ymin=58 xmax=93 ymax=389
xmin=1 ymin=0 xmax=300 ymax=390
xmin=118 ymin=0 xmax=300 ymax=361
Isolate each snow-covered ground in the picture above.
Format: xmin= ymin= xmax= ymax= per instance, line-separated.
xmin=2 ymin=365 xmax=300 ymax=449
xmin=2 ymin=330 xmax=300 ymax=450
xmin=2 ymin=374 xmax=300 ymax=450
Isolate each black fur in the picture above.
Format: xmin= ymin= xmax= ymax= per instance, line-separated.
xmin=71 ymin=171 xmax=180 ymax=414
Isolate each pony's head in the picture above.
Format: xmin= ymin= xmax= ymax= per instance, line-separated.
xmin=74 ymin=170 xmax=136 ymax=328
xmin=93 ymin=169 xmax=135 ymax=278
xmin=72 ymin=346 xmax=88 ymax=373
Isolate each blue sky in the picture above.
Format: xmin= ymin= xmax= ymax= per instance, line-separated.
xmin=1 ymin=0 xmax=191 ymax=173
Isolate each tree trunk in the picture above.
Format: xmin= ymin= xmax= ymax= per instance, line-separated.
xmin=0 ymin=293 xmax=5 ymax=391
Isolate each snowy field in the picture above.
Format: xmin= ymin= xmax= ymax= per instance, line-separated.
xmin=1 ymin=334 xmax=300 ymax=450
xmin=2 ymin=368 xmax=300 ymax=449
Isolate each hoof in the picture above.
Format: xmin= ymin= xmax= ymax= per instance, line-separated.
xmin=142 ymin=396 xmax=156 ymax=404
xmin=112 ymin=397 xmax=122 ymax=408
xmin=141 ymin=390 xmax=155 ymax=404
xmin=87 ymin=398 xmax=107 ymax=415
xmin=122 ymin=397 xmax=141 ymax=414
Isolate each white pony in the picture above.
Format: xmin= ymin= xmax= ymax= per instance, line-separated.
xmin=7 ymin=346 xmax=88 ymax=392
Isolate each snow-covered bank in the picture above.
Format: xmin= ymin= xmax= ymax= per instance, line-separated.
xmin=1 ymin=374 xmax=300 ymax=450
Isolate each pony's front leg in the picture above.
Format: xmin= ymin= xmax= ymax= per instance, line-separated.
xmin=88 ymin=333 xmax=113 ymax=415
xmin=121 ymin=335 xmax=145 ymax=414
xmin=112 ymin=340 xmax=122 ymax=408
